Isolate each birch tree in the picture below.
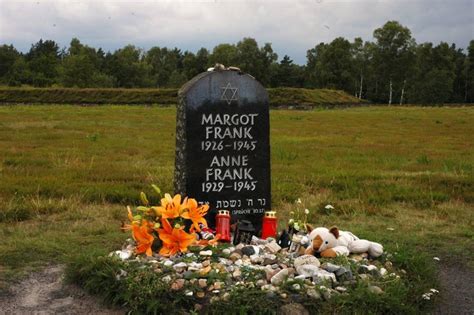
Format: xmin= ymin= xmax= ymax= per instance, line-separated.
xmin=373 ymin=21 xmax=416 ymax=104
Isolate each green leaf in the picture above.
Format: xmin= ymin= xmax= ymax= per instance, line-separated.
xmin=136 ymin=206 xmax=149 ymax=212
xmin=133 ymin=215 xmax=142 ymax=220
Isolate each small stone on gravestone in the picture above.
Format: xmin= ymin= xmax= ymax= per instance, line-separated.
xmin=174 ymin=67 xmax=271 ymax=234
xmin=293 ymin=255 xmax=321 ymax=269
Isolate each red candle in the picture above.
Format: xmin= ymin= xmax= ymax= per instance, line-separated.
xmin=216 ymin=210 xmax=231 ymax=242
xmin=261 ymin=211 xmax=277 ymax=239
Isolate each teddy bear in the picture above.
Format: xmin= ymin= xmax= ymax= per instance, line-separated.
xmin=304 ymin=225 xmax=383 ymax=258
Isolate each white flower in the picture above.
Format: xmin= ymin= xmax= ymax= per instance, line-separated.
xmin=325 ymin=204 xmax=334 ymax=209
xmin=294 ymin=222 xmax=300 ymax=231
xmin=386 ymin=227 xmax=395 ymax=231
xmin=430 ymin=289 xmax=439 ymax=294
xmin=433 ymin=257 xmax=440 ymax=261
xmin=289 ymin=219 xmax=294 ymax=225
xmin=296 ymin=198 xmax=302 ymax=204
xmin=304 ymin=208 xmax=310 ymax=214
xmin=422 ymin=293 xmax=431 ymax=300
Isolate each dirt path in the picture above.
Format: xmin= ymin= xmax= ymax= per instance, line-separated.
xmin=0 ymin=263 xmax=472 ymax=314
xmin=433 ymin=262 xmax=474 ymax=315
xmin=0 ymin=266 xmax=123 ymax=314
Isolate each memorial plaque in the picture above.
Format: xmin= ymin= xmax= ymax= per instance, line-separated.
xmin=174 ymin=68 xmax=271 ymax=234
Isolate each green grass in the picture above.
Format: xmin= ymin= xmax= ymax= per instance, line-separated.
xmin=0 ymin=105 xmax=473 ymax=311
xmin=0 ymin=87 xmax=364 ymax=107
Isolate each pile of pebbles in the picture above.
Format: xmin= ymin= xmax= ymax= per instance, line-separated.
xmin=111 ymin=237 xmax=398 ymax=305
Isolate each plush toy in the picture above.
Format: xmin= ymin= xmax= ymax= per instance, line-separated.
xmin=304 ymin=225 xmax=383 ymax=258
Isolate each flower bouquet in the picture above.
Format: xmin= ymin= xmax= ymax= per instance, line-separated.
xmin=123 ymin=185 xmax=217 ymax=257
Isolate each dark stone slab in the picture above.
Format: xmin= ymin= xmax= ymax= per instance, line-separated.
xmin=174 ymin=69 xmax=271 ymax=234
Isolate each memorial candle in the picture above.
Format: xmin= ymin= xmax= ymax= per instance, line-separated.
xmin=215 ymin=210 xmax=231 ymax=242
xmin=261 ymin=211 xmax=277 ymax=239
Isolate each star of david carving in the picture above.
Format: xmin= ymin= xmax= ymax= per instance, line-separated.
xmin=221 ymin=82 xmax=238 ymax=104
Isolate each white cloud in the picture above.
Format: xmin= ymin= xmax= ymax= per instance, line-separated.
xmin=0 ymin=0 xmax=472 ymax=64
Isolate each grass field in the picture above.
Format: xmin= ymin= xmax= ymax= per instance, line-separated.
xmin=0 ymin=105 xmax=473 ymax=310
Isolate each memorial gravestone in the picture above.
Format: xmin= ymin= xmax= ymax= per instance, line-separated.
xmin=174 ymin=67 xmax=270 ymax=234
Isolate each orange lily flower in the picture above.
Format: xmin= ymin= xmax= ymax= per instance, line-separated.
xmin=155 ymin=194 xmax=185 ymax=219
xmin=121 ymin=206 xmax=138 ymax=231
xmin=158 ymin=218 xmax=196 ymax=256
xmin=132 ymin=223 xmax=154 ymax=256
xmin=181 ymin=198 xmax=209 ymax=232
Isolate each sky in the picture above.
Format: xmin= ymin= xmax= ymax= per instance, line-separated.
xmin=0 ymin=0 xmax=473 ymax=64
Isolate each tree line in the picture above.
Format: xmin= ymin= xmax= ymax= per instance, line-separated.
xmin=0 ymin=21 xmax=473 ymax=104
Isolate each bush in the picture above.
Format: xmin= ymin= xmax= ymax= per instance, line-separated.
xmin=0 ymin=87 xmax=365 ymax=107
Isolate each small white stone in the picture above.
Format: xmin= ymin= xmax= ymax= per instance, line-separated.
xmin=296 ymin=264 xmax=319 ymax=278
xmin=294 ymin=255 xmax=320 ymax=269
xmin=271 ymin=268 xmax=289 ymax=285
xmin=199 ymin=250 xmax=213 ymax=256
xmin=188 ymin=262 xmax=203 ymax=269
xmin=173 ymin=262 xmax=187 ymax=270
xmin=265 ymin=242 xmax=281 ymax=253
xmin=163 ymin=260 xmax=174 ymax=267
xmin=198 ymin=278 xmax=207 ymax=288
xmin=261 ymin=284 xmax=272 ymax=290
xmin=110 ymin=250 xmax=132 ymax=260
xmin=313 ymin=270 xmax=337 ymax=284
xmin=307 ymin=288 xmax=321 ymax=299
xmin=368 ymin=285 xmax=383 ymax=295
xmin=335 ymin=286 xmax=347 ymax=293
xmin=221 ymin=258 xmax=233 ymax=266
xmin=115 ymin=269 xmax=127 ymax=280
xmin=250 ymin=254 xmax=264 ymax=264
